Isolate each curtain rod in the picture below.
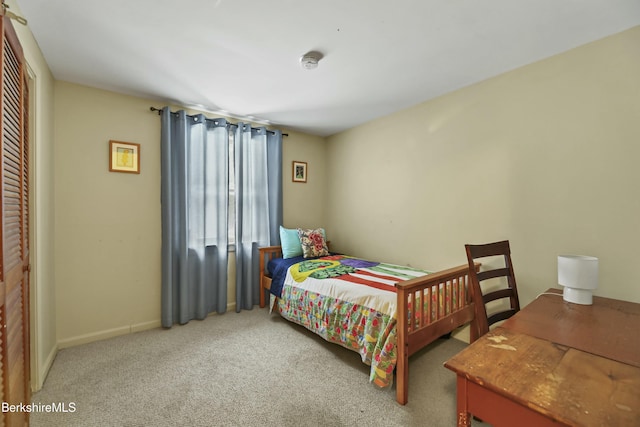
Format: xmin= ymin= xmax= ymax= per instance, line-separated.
xmin=150 ymin=107 xmax=288 ymax=137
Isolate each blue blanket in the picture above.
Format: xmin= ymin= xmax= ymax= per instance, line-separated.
xmin=267 ymin=255 xmax=306 ymax=297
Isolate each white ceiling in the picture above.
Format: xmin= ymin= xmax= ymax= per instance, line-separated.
xmin=13 ymin=0 xmax=640 ymax=137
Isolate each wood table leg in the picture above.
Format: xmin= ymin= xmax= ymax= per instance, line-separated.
xmin=456 ymin=375 xmax=471 ymax=427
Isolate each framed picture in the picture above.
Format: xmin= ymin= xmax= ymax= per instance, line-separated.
xmin=292 ymin=161 xmax=307 ymax=183
xmin=109 ymin=140 xmax=140 ymax=174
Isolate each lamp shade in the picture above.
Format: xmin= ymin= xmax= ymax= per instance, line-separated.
xmin=558 ymin=255 xmax=598 ymax=305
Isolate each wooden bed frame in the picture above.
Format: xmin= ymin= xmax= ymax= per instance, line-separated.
xmin=258 ymin=245 xmax=478 ymax=405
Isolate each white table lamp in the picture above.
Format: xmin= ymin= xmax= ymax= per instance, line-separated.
xmin=557 ymin=255 xmax=598 ymax=305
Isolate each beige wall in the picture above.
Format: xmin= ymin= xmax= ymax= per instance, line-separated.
xmin=53 ymin=83 xmax=327 ymax=346
xmin=54 ymin=82 xmax=163 ymax=346
xmin=282 ymin=131 xmax=327 ymax=229
xmin=326 ymin=26 xmax=640 ymax=313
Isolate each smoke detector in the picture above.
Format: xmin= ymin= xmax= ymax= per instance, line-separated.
xmin=300 ymin=51 xmax=323 ymax=70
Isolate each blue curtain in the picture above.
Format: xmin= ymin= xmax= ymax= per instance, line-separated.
xmin=161 ymin=108 xmax=229 ymax=327
xmin=235 ymin=124 xmax=283 ymax=311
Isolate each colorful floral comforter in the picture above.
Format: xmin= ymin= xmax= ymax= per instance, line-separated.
xmin=274 ymin=254 xmax=432 ymax=388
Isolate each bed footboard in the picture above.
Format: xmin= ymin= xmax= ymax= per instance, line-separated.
xmin=257 ymin=245 xmax=478 ymax=406
xmin=395 ymin=263 xmax=477 ymax=405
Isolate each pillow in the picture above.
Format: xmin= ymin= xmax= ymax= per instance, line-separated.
xmin=280 ymin=226 xmax=303 ymax=259
xmin=298 ymin=228 xmax=330 ymax=258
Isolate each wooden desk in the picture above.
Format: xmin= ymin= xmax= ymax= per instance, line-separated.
xmin=502 ymin=289 xmax=640 ymax=368
xmin=444 ymin=291 xmax=640 ymax=426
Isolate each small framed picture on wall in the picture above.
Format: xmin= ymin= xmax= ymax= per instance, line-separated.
xmin=109 ymin=140 xmax=140 ymax=174
xmin=292 ymin=161 xmax=307 ymax=183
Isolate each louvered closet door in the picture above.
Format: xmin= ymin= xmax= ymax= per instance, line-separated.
xmin=0 ymin=16 xmax=30 ymax=427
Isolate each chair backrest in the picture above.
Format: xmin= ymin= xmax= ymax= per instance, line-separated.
xmin=465 ymin=240 xmax=520 ymax=342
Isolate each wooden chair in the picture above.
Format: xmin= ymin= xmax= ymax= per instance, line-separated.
xmin=465 ymin=240 xmax=520 ymax=343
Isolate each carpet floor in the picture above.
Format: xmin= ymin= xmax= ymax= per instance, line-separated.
xmin=31 ymin=308 xmax=483 ymax=427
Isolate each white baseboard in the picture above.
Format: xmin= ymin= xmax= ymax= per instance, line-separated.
xmin=57 ymin=320 xmax=162 ymax=349
xmin=131 ymin=319 xmax=162 ymax=333
xmin=42 ymin=343 xmax=58 ymax=381
xmin=32 ymin=342 xmax=59 ymax=393
xmin=57 ymin=303 xmax=238 ymax=349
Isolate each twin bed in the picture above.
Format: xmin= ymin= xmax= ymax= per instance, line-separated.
xmin=258 ymin=240 xmax=478 ymax=405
